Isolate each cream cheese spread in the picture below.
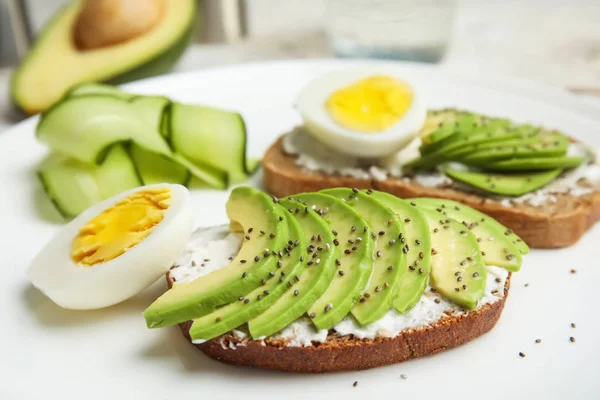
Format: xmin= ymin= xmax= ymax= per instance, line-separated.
xmin=171 ymin=226 xmax=508 ymax=347
xmin=282 ymin=127 xmax=600 ymax=208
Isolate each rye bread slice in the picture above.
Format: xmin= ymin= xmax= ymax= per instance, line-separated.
xmin=168 ymin=271 xmax=511 ymax=373
xmin=263 ymin=136 xmax=600 ymax=249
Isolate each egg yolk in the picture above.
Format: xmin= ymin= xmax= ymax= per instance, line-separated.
xmin=71 ymin=188 xmax=171 ymax=266
xmin=326 ymin=75 xmax=414 ymax=133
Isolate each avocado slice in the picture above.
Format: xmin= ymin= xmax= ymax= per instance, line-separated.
xmin=188 ymin=209 xmax=306 ymax=342
xmin=410 ymin=125 xmax=528 ymax=171
xmin=411 ymin=198 xmax=523 ymax=270
xmin=461 ymin=132 xmax=569 ymax=164
xmin=294 ymin=192 xmax=373 ymax=330
xmin=446 ymin=131 xmax=539 ymax=161
xmin=429 ymin=123 xmax=526 ymax=157
xmin=11 ymin=0 xmax=195 ymax=114
xmin=419 ymin=122 xmax=456 ymax=153
xmin=486 ymin=156 xmax=585 ymax=171
xmin=322 ymin=188 xmax=406 ymax=325
xmin=419 ymin=208 xmax=487 ymax=310
xmin=247 ymin=197 xmax=340 ymax=338
xmin=419 ymin=113 xmax=480 ymax=155
xmin=419 ymin=109 xmax=464 ymax=140
xmin=445 ymin=168 xmax=563 ymax=197
xmin=370 ymin=192 xmax=433 ymax=314
xmin=143 ymin=187 xmax=289 ymax=328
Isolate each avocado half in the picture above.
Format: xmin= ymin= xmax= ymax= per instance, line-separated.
xmin=11 ymin=0 xmax=196 ymax=114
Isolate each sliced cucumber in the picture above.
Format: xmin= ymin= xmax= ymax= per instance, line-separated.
xmin=66 ymin=83 xmax=133 ymax=100
xmin=94 ymin=145 xmax=142 ymax=198
xmin=38 ymin=145 xmax=141 ymax=218
xmin=129 ymin=97 xmax=228 ymax=188
xmin=172 ymin=154 xmax=228 ymax=189
xmin=38 ymin=155 xmax=102 ymax=219
xmin=37 ymin=95 xmax=172 ymax=164
xmin=129 ymin=143 xmax=189 ymax=185
xmin=167 ymin=103 xmax=253 ymax=183
xmin=129 ymin=95 xmax=170 ymax=131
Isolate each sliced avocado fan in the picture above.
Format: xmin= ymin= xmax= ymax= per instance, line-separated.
xmin=189 ymin=208 xmax=306 ymax=341
xmin=410 ymin=111 xmax=588 ymax=197
xmin=143 ymin=189 xmax=526 ymax=338
xmin=371 ymin=192 xmax=433 ymax=314
xmin=322 ymin=188 xmax=406 ymax=325
xmin=411 ymin=198 xmax=525 ymax=269
xmin=143 ymin=187 xmax=290 ymax=328
xmin=247 ymin=197 xmax=340 ymax=339
xmin=294 ymin=192 xmax=374 ymax=330
xmin=418 ymin=208 xmax=487 ymax=310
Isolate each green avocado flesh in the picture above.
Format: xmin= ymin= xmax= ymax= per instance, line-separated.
xmin=10 ymin=0 xmax=196 ymax=114
xmin=445 ymin=168 xmax=562 ymax=197
xmin=294 ymin=192 xmax=374 ymax=330
xmin=419 ymin=208 xmax=487 ymax=310
xmin=144 ymin=188 xmax=525 ymax=339
xmin=189 ymin=207 xmax=306 ymax=341
xmin=247 ymin=197 xmax=339 ymax=338
xmin=461 ymin=132 xmax=569 ymax=164
xmin=413 ymin=125 xmax=527 ymax=169
xmin=410 ymin=198 xmax=523 ymax=270
xmin=322 ymin=188 xmax=406 ymax=325
xmin=486 ymin=156 xmax=585 ymax=171
xmin=143 ymin=187 xmax=289 ymax=328
xmin=410 ymin=110 xmax=588 ymax=197
xmin=370 ymin=192 xmax=432 ymax=314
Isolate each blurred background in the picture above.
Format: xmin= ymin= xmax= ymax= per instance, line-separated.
xmin=1 ymin=0 xmax=600 ymax=125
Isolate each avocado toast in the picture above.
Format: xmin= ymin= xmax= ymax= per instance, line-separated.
xmin=144 ymin=187 xmax=524 ymax=372
xmin=263 ymin=109 xmax=600 ymax=249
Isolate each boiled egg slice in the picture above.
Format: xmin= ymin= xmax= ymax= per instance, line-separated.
xmin=296 ymin=66 xmax=426 ymax=158
xmin=28 ymin=184 xmax=193 ymax=310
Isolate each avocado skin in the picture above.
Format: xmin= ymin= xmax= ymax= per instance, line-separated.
xmin=106 ymin=23 xmax=195 ymax=86
xmin=10 ymin=0 xmax=196 ymax=114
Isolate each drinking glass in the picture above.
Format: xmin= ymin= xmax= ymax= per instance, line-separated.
xmin=325 ymin=0 xmax=457 ymax=63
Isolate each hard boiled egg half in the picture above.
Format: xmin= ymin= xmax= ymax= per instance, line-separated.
xmin=296 ymin=66 xmax=426 ymax=158
xmin=28 ymin=184 xmax=193 ymax=310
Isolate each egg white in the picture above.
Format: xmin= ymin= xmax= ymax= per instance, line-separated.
xmin=27 ymin=183 xmax=193 ymax=310
xmin=296 ymin=65 xmax=427 ymax=158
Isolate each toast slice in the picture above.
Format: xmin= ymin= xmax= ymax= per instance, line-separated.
xmin=263 ymin=136 xmax=600 ymax=249
xmin=168 ymin=271 xmax=511 ymax=373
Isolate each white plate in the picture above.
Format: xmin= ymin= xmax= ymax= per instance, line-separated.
xmin=1 ymin=60 xmax=598 ymax=400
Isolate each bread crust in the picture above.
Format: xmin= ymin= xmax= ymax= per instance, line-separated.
xmin=263 ymin=136 xmax=600 ymax=249
xmin=169 ymin=273 xmax=511 ymax=373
